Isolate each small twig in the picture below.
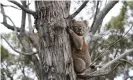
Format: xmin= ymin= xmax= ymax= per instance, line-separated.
xmin=107 ymin=63 xmax=120 ymax=74
xmin=1 ymin=36 xmax=36 ymax=55
xmin=102 ymin=49 xmax=133 ymax=69
xmin=91 ymin=25 xmax=133 ymax=65
xmin=68 ymin=1 xmax=89 ymax=19
xmin=120 ymin=59 xmax=133 ymax=66
xmin=2 ymin=63 xmax=14 ymax=80
xmin=9 ymin=0 xmax=36 ymax=17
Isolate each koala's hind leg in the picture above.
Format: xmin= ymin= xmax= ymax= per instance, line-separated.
xmin=74 ymin=57 xmax=86 ymax=73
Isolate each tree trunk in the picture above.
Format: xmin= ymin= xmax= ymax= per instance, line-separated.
xmin=34 ymin=1 xmax=76 ymax=80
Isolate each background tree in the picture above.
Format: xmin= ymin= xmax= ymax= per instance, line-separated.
xmin=0 ymin=0 xmax=133 ymax=80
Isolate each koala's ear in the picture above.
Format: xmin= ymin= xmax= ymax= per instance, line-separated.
xmin=84 ymin=20 xmax=88 ymax=26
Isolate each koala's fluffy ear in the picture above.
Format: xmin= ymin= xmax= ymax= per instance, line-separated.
xmin=84 ymin=20 xmax=88 ymax=26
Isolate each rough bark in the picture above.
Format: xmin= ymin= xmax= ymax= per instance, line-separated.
xmin=35 ymin=1 xmax=76 ymax=80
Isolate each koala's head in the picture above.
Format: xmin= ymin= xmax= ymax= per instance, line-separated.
xmin=71 ymin=19 xmax=88 ymax=36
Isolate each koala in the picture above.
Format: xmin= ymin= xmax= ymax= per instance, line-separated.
xmin=67 ymin=19 xmax=92 ymax=74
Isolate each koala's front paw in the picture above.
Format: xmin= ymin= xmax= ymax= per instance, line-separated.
xmin=68 ymin=29 xmax=73 ymax=34
xmin=66 ymin=26 xmax=69 ymax=33
xmin=66 ymin=26 xmax=72 ymax=33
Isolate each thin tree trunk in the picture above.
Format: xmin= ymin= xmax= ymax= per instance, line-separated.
xmin=35 ymin=1 xmax=76 ymax=80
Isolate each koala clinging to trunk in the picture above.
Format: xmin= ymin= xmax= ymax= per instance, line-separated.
xmin=67 ymin=19 xmax=92 ymax=74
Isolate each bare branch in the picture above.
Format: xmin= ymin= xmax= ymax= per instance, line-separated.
xmin=1 ymin=11 xmax=18 ymax=37
xmin=9 ymin=0 xmax=36 ymax=17
xmin=0 ymin=4 xmax=21 ymax=32
xmin=120 ymin=59 xmax=133 ymax=66
xmin=90 ymin=1 xmax=100 ymax=31
xmin=27 ymin=1 xmax=34 ymax=34
xmin=2 ymin=22 xmax=21 ymax=32
xmin=91 ymin=1 xmax=118 ymax=34
xmin=78 ymin=66 xmax=111 ymax=79
xmin=102 ymin=49 xmax=133 ymax=69
xmin=78 ymin=48 xmax=133 ymax=79
xmin=1 ymin=4 xmax=7 ymax=23
xmin=20 ymin=1 xmax=26 ymax=32
xmin=68 ymin=1 xmax=89 ymax=19
xmin=1 ymin=13 xmax=21 ymax=32
xmin=91 ymin=25 xmax=133 ymax=65
xmin=1 ymin=35 xmax=36 ymax=55
xmin=1 ymin=3 xmax=21 ymax=10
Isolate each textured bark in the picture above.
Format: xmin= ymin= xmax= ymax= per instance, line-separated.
xmin=35 ymin=1 xmax=76 ymax=80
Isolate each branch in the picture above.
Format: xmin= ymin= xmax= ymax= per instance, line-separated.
xmin=9 ymin=0 xmax=36 ymax=17
xmin=78 ymin=63 xmax=120 ymax=79
xmin=91 ymin=25 xmax=133 ymax=65
xmin=120 ymin=59 xmax=133 ymax=66
xmin=0 ymin=4 xmax=21 ymax=32
xmin=90 ymin=1 xmax=100 ymax=31
xmin=1 ymin=4 xmax=7 ymax=22
xmin=68 ymin=1 xmax=89 ymax=19
xmin=1 ymin=13 xmax=21 ymax=32
xmin=27 ymin=0 xmax=34 ymax=34
xmin=0 ymin=3 xmax=21 ymax=10
xmin=78 ymin=48 xmax=133 ymax=79
xmin=78 ymin=67 xmax=111 ymax=79
xmin=20 ymin=1 xmax=26 ymax=32
xmin=102 ymin=49 xmax=133 ymax=69
xmin=91 ymin=1 xmax=118 ymax=34
xmin=1 ymin=36 xmax=36 ymax=55
xmin=2 ymin=22 xmax=21 ymax=32
xmin=1 ymin=11 xmax=18 ymax=37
